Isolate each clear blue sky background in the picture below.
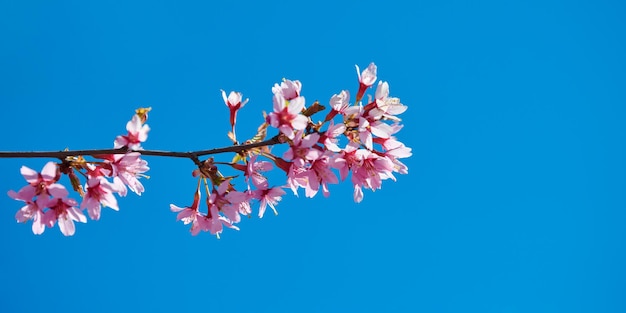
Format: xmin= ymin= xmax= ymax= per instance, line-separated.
xmin=0 ymin=1 xmax=624 ymax=312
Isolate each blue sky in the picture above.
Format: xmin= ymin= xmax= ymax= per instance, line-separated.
xmin=1 ymin=1 xmax=625 ymax=312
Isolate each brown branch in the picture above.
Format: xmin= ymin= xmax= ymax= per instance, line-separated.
xmin=0 ymin=135 xmax=282 ymax=161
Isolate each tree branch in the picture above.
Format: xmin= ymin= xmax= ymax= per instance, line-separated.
xmin=0 ymin=135 xmax=282 ymax=160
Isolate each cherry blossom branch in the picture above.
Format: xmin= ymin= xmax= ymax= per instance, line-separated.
xmin=0 ymin=135 xmax=282 ymax=161
xmin=7 ymin=62 xmax=412 ymax=238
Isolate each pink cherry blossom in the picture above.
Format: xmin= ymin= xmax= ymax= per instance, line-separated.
xmin=282 ymin=161 xmax=306 ymax=196
xmin=244 ymin=155 xmax=273 ymax=189
xmin=293 ymin=153 xmax=338 ymax=198
xmin=224 ymin=190 xmax=253 ymax=219
xmin=374 ymin=136 xmax=413 ymax=159
xmin=108 ymin=152 xmax=150 ymax=196
xmin=202 ymin=194 xmax=239 ymax=237
xmin=331 ymin=90 xmax=351 ymax=113
xmin=332 ymin=142 xmax=395 ymax=202
xmin=283 ymin=131 xmax=322 ymax=167
xmin=320 ymin=121 xmax=346 ymax=152
xmin=350 ymin=150 xmax=395 ymax=203
xmin=251 ymin=186 xmax=286 ymax=218
xmin=221 ymin=90 xmax=249 ymax=131
xmin=81 ymin=176 xmax=120 ymax=220
xmin=170 ymin=189 xmax=201 ymax=224
xmin=324 ymin=90 xmax=351 ymax=121
xmin=374 ymin=81 xmax=407 ymax=118
xmin=8 ymin=188 xmax=46 ymax=234
xmin=42 ymin=191 xmax=86 ymax=236
xmin=355 ymin=62 xmax=377 ymax=102
xmin=356 ymin=63 xmax=377 ymax=87
xmin=114 ymin=114 xmax=150 ymax=150
xmin=272 ymin=79 xmax=302 ymax=100
xmin=170 ymin=189 xmax=207 ymax=235
xmin=266 ymin=94 xmax=308 ymax=139
xmin=358 ymin=115 xmax=393 ymax=150
xmin=14 ymin=162 xmax=66 ymax=198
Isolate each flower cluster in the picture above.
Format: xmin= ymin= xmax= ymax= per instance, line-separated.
xmin=169 ymin=62 xmax=411 ymax=237
xmin=8 ymin=63 xmax=410 ymax=238
xmin=8 ymin=109 xmax=151 ymax=236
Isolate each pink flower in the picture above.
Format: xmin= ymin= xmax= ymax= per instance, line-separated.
xmin=331 ymin=142 xmax=394 ymax=202
xmin=201 ymin=196 xmax=239 ymax=237
xmin=108 ymin=152 xmax=149 ymax=196
xmin=272 ymin=79 xmax=302 ymax=100
xmin=41 ymin=190 xmax=86 ymax=236
xmin=267 ymin=94 xmax=308 ymax=139
xmin=358 ymin=115 xmax=393 ymax=150
xmin=310 ymin=155 xmax=338 ymax=197
xmin=324 ymin=90 xmax=351 ymax=121
xmin=283 ymin=131 xmax=322 ymax=167
xmin=374 ymin=81 xmax=407 ymax=118
xmin=251 ymin=186 xmax=286 ymax=218
xmin=13 ymin=162 xmax=65 ymax=198
xmin=81 ymin=177 xmax=120 ymax=220
xmin=344 ymin=104 xmax=393 ymax=150
xmin=221 ymin=90 xmax=249 ymax=131
xmin=224 ymin=190 xmax=253 ymax=220
xmin=114 ymin=115 xmax=150 ymax=150
xmin=294 ymin=154 xmax=339 ymax=198
xmin=350 ymin=150 xmax=395 ymax=203
xmin=284 ymin=162 xmax=308 ymax=196
xmin=8 ymin=188 xmax=46 ymax=235
xmin=330 ymin=90 xmax=351 ymax=113
xmin=244 ymin=155 xmax=273 ymax=189
xmin=209 ymin=180 xmax=243 ymax=223
xmin=321 ymin=121 xmax=346 ymax=152
xmin=171 ymin=186 xmax=239 ymax=237
xmin=170 ymin=189 xmax=207 ymax=235
xmin=355 ymin=62 xmax=377 ymax=102
xmin=374 ymin=136 xmax=413 ymax=159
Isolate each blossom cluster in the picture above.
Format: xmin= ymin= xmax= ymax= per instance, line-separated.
xmin=7 ymin=109 xmax=151 ymax=236
xmin=8 ymin=63 xmax=410 ymax=237
xmin=169 ymin=62 xmax=411 ymax=237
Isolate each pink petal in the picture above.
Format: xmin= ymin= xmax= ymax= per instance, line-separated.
xmin=58 ymin=215 xmax=75 ymax=236
xmin=15 ymin=205 xmax=32 ymax=222
xmin=41 ymin=162 xmax=58 ymax=182
xmin=273 ymin=94 xmax=285 ymax=112
xmin=47 ymin=183 xmax=68 ymax=198
xmin=126 ymin=115 xmax=142 ymax=133
xmin=287 ymin=96 xmax=305 ymax=114
xmin=138 ymin=125 xmax=150 ymax=141
xmin=217 ymin=180 xmax=230 ymax=195
xmin=20 ymin=166 xmax=38 ymax=184
xmin=301 ymin=133 xmax=320 ymax=148
xmin=326 ymin=121 xmax=346 ymax=138
xmin=360 ymin=131 xmax=373 ymax=150
xmin=225 ymin=191 xmax=250 ymax=203
xmin=101 ymin=192 xmax=119 ymax=211
xmin=279 ymin=125 xmax=295 ymax=139
xmin=375 ymin=81 xmax=389 ymax=100
xmin=87 ymin=202 xmax=102 ymax=220
xmin=257 ymin=200 xmax=268 ymax=218
xmin=283 ymin=147 xmax=295 ymax=160
xmin=176 ymin=209 xmax=195 ymax=223
xmin=305 ymin=149 xmax=322 ymax=161
xmin=170 ymin=204 xmax=185 ymax=212
xmin=353 ymin=185 xmax=364 ymax=203
xmin=31 ymin=212 xmax=46 ymax=235
xmin=291 ymin=115 xmax=308 ymax=131
xmin=370 ymin=122 xmax=392 ymax=139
